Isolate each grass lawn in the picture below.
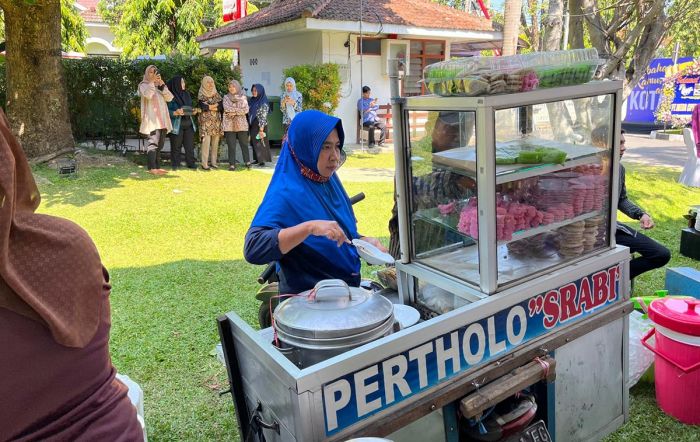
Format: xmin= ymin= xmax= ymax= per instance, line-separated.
xmin=32 ymin=152 xmax=699 ymax=441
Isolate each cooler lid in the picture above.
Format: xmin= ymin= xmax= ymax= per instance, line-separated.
xmin=648 ymin=298 xmax=700 ymax=336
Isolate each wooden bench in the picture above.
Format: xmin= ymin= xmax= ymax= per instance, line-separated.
xmin=357 ymin=104 xmax=393 ymax=144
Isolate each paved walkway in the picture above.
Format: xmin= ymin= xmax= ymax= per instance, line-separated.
xmin=621 ymin=134 xmax=686 ymax=169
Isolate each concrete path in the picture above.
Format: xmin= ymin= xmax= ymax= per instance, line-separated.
xmin=621 ymin=134 xmax=686 ymax=169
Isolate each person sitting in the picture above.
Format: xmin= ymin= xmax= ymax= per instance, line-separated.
xmin=244 ymin=110 xmax=385 ymax=294
xmin=0 ymin=110 xmax=144 ymax=441
xmin=592 ymin=127 xmax=671 ymax=282
xmin=357 ymin=86 xmax=386 ymax=147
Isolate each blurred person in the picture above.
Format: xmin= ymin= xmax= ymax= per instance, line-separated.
xmin=0 ymin=109 xmax=144 ymax=441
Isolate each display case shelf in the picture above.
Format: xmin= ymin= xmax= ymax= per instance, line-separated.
xmin=416 ymin=208 xmax=605 ymax=246
xmin=431 ymin=141 xmax=601 ymax=185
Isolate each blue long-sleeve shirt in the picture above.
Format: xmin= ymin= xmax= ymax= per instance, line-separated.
xmin=358 ymin=97 xmax=379 ymax=124
xmin=244 ymin=226 xmax=361 ymax=294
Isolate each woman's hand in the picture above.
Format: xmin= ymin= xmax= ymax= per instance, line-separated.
xmin=309 ymin=220 xmax=350 ymax=247
xmin=209 ymin=104 xmax=218 ymax=111
xmin=360 ymin=236 xmax=388 ymax=252
xmin=174 ymin=109 xmax=184 ymax=116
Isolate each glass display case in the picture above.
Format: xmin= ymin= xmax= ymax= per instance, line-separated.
xmin=394 ymin=81 xmax=623 ymax=298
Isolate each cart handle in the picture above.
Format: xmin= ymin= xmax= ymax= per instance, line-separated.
xmin=641 ymin=328 xmax=700 ymax=374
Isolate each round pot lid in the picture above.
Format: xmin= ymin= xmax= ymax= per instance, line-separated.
xmin=648 ymin=298 xmax=700 ymax=337
xmin=274 ymin=279 xmax=394 ymax=339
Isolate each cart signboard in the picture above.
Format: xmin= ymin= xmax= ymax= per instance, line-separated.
xmin=322 ymin=264 xmax=621 ymax=435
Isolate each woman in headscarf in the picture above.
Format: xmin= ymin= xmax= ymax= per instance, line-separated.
xmin=166 ymin=75 xmax=198 ymax=170
xmin=222 ymin=79 xmax=251 ymax=171
xmin=244 ymin=110 xmax=386 ymax=294
xmin=0 ymin=109 xmax=144 ymax=441
xmin=197 ymin=75 xmax=223 ymax=170
xmin=248 ymin=83 xmax=272 ymax=166
xmin=138 ymin=64 xmax=173 ymax=175
xmin=281 ymin=77 xmax=303 ymax=134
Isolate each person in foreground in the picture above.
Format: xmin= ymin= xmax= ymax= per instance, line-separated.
xmin=0 ymin=110 xmax=144 ymax=440
xmin=614 ymin=130 xmax=671 ymax=281
xmin=244 ymin=110 xmax=386 ymax=294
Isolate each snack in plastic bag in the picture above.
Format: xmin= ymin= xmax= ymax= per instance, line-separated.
xmin=628 ymin=310 xmax=655 ymax=388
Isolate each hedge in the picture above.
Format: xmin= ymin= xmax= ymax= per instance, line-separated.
xmin=0 ymin=56 xmax=239 ymax=147
xmin=282 ymin=63 xmax=341 ymax=115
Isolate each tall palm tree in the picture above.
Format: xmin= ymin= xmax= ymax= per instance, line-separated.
xmin=502 ymin=0 xmax=522 ymax=55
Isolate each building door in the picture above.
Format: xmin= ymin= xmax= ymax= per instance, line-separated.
xmin=403 ymin=40 xmax=445 ymax=96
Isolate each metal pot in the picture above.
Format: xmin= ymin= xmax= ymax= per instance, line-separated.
xmin=273 ymin=279 xmax=395 ymax=368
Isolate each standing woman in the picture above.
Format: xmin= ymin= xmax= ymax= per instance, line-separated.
xmin=222 ymin=79 xmax=251 ymax=171
xmin=197 ymin=75 xmax=223 ymax=170
xmin=166 ymin=76 xmax=197 ymax=170
xmin=281 ymin=77 xmax=303 ymax=134
xmin=138 ymin=65 xmax=173 ymax=175
xmin=248 ymin=83 xmax=272 ymax=166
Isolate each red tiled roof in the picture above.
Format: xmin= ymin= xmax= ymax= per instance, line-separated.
xmin=198 ymin=0 xmax=492 ymax=42
xmin=76 ymin=0 xmax=104 ymax=23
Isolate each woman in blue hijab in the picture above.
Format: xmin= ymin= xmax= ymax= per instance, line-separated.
xmin=244 ymin=110 xmax=385 ymax=294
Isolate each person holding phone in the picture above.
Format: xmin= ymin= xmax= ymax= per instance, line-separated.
xmin=357 ymin=85 xmax=386 ymax=147
xmin=197 ymin=76 xmax=224 ymax=170
xmin=138 ymin=65 xmax=173 ymax=175
xmin=248 ymin=84 xmax=272 ymax=166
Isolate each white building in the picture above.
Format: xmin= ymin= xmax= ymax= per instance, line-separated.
xmin=75 ymin=0 xmax=121 ymax=57
xmin=197 ymin=0 xmax=500 ymax=143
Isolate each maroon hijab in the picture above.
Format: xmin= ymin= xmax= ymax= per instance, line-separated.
xmin=0 ymin=109 xmax=106 ymax=348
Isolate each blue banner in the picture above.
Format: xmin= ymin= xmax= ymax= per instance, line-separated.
xmin=322 ymin=265 xmax=622 ymax=436
xmin=623 ymin=57 xmax=693 ymax=124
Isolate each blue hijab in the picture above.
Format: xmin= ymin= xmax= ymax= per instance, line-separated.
xmin=251 ymin=110 xmax=360 ymax=278
xmin=248 ymin=83 xmax=269 ymax=125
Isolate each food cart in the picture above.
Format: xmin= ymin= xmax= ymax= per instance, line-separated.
xmin=218 ymin=77 xmax=631 ymax=441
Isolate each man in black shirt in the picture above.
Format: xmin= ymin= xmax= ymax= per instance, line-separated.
xmin=615 ymin=130 xmax=671 ymax=280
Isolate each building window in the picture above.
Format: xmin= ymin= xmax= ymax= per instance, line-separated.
xmin=357 ymin=37 xmax=382 ymax=55
xmin=403 ymin=40 xmax=445 ymax=96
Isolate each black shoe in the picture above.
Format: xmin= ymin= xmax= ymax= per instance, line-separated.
xmin=200 ymin=165 xmax=210 ymax=171
xmin=368 ymin=143 xmax=376 ymax=148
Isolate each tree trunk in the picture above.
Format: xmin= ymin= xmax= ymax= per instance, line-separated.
xmin=542 ymin=0 xmax=574 ymax=142
xmin=1 ymin=0 xmax=75 ymax=159
xmin=567 ymin=0 xmax=584 ymax=49
xmin=542 ymin=0 xmax=564 ymax=51
xmin=623 ymin=12 xmax=668 ymax=99
xmin=502 ymin=0 xmax=522 ymax=56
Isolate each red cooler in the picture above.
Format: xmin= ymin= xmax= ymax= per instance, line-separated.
xmin=642 ymin=298 xmax=700 ymax=425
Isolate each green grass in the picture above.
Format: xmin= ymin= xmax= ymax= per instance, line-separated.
xmin=32 ymin=154 xmax=700 ymax=441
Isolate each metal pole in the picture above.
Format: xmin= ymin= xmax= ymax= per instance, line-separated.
xmin=672 ymin=41 xmax=680 ymax=65
xmin=388 ymin=59 xmax=410 ymax=263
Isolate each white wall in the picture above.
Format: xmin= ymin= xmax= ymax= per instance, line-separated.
xmin=323 ymin=31 xmax=392 ymax=143
xmin=85 ymin=23 xmax=120 ymax=56
xmin=238 ymin=32 xmax=323 ymax=95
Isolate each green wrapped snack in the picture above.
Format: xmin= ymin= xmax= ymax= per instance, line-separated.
xmin=536 ymin=147 xmax=567 ymax=164
xmin=517 ymin=150 xmax=543 ymax=164
xmin=496 ymin=146 xmax=520 ymax=164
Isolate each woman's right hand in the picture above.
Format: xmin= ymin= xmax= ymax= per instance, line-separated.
xmin=209 ymin=104 xmax=218 ymax=111
xmin=308 ymin=220 xmax=350 ymax=247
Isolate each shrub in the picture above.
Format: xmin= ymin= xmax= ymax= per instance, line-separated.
xmin=0 ymin=56 xmax=239 ymax=147
xmin=282 ymin=63 xmax=341 ymax=115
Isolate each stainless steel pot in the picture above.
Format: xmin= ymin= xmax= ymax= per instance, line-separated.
xmin=273 ymin=279 xmax=395 ymax=368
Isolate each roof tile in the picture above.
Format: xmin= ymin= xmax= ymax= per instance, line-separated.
xmin=198 ymin=0 xmax=491 ymax=42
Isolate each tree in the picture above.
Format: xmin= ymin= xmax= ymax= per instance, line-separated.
xmin=100 ymin=0 xmax=257 ymax=58
xmin=572 ymin=0 xmax=697 ymax=98
xmin=0 ymin=0 xmax=76 ymax=160
xmin=502 ymin=0 xmax=522 ymax=55
xmin=0 ymin=0 xmax=87 ymax=52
